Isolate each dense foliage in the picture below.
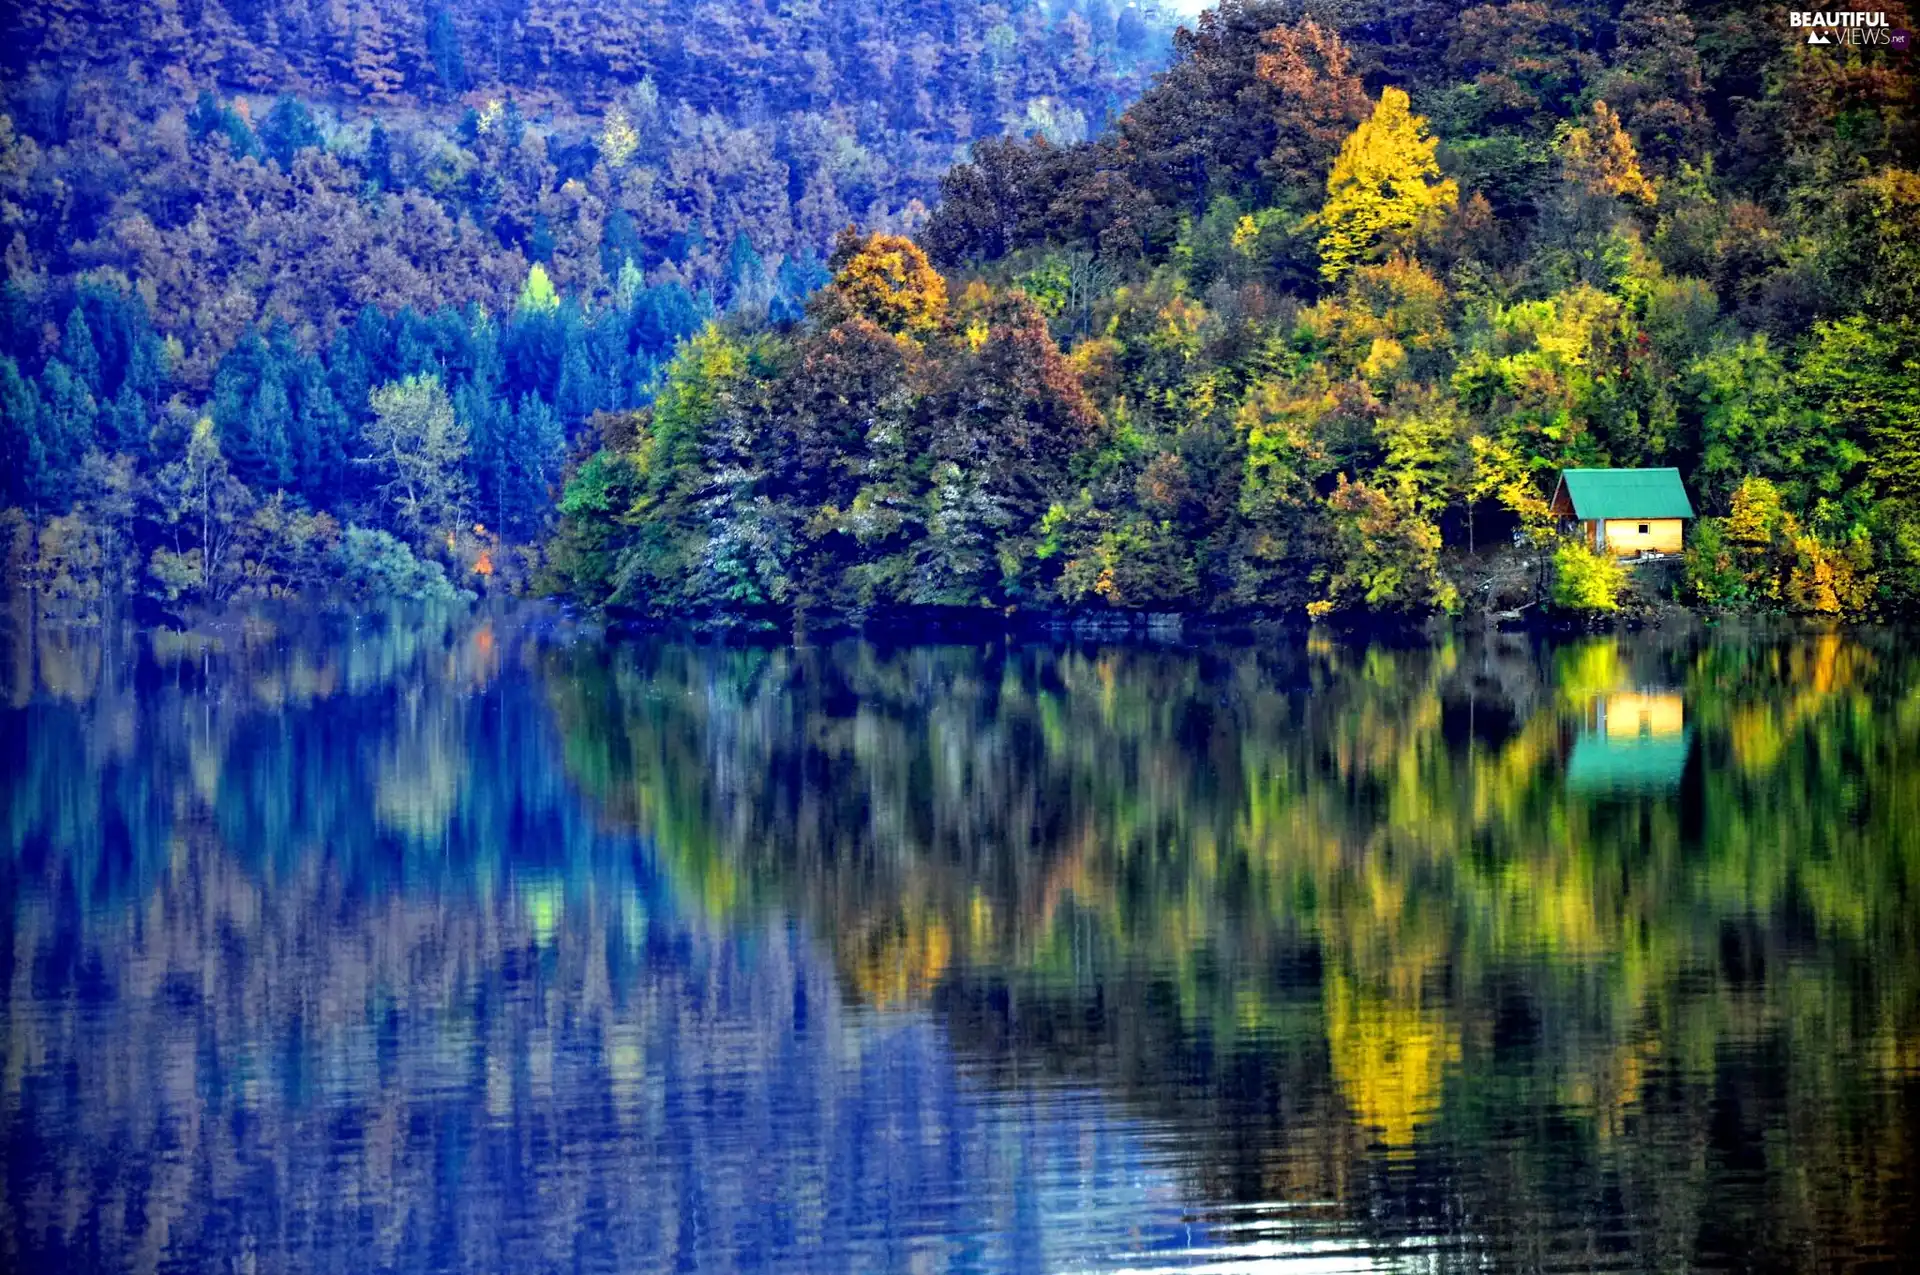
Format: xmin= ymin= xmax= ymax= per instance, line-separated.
xmin=0 ymin=0 xmax=1177 ymax=609
xmin=3 ymin=275 xmax=712 ymax=606
xmin=553 ymin=0 xmax=1920 ymax=622
xmin=0 ymin=0 xmax=1174 ymax=371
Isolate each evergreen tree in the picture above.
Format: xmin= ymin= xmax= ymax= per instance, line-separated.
xmin=101 ymin=383 xmax=148 ymax=457
xmin=259 ymin=96 xmax=324 ymax=171
xmin=247 ymin=375 xmax=296 ymax=491
xmin=38 ymin=358 xmax=96 ymax=484
xmin=0 ymin=355 xmax=49 ymax=509
xmin=555 ymin=333 xmax=598 ymax=424
xmin=427 ymin=7 xmax=467 ymax=96
xmin=62 ymin=307 xmax=101 ymax=397
xmin=290 ymin=356 xmax=351 ymax=505
xmin=506 ymin=393 xmax=564 ymax=538
xmin=365 ymin=121 xmax=394 ymax=191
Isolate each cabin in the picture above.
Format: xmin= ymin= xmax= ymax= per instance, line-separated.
xmin=1550 ymin=468 xmax=1694 ymax=559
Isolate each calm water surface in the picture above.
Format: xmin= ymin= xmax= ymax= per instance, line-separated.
xmin=3 ymin=606 xmax=1917 ymax=1272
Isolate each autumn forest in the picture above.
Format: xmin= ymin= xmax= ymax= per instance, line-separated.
xmin=6 ymin=6 xmax=1920 ymax=1270
xmin=2 ymin=0 xmax=1917 ymax=622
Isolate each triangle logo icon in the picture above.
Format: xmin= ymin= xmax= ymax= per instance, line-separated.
xmin=1807 ymin=30 xmax=1832 ymax=44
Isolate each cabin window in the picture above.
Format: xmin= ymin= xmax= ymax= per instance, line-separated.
xmin=1638 ymin=523 xmax=1649 ymax=535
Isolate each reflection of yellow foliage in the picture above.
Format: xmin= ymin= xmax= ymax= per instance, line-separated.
xmin=1730 ymin=704 xmax=1787 ymax=773
xmin=845 ymin=913 xmax=952 ymax=1008
xmin=1565 ymin=1034 xmax=1657 ymax=1142
xmin=373 ymin=702 xmax=466 ymax=841
xmin=1870 ymin=1025 xmax=1920 ymax=1078
xmin=968 ymin=891 xmax=996 ymax=947
xmin=1325 ymin=971 xmax=1459 ymax=1148
xmin=1555 ymin=639 xmax=1626 ymax=703
xmin=1729 ymin=634 xmax=1874 ymax=775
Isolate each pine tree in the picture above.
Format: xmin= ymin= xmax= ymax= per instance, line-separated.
xmin=247 ymin=375 xmax=296 ymax=491
xmin=102 ymin=383 xmax=147 ymax=457
xmin=0 ymin=355 xmax=49 ymax=509
xmin=365 ymin=120 xmax=394 ymax=191
xmin=427 ymin=6 xmax=467 ymax=96
xmin=259 ymin=96 xmax=324 ymax=171
xmin=62 ymin=307 xmax=101 ymax=397
xmin=555 ymin=332 xmax=598 ymax=423
xmin=507 ymin=393 xmax=563 ymax=537
xmin=289 ymin=356 xmax=350 ymax=505
xmin=38 ymin=358 xmax=96 ymax=480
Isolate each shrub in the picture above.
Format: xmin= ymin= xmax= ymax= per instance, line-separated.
xmin=334 ymin=526 xmax=471 ymax=603
xmin=1684 ymin=519 xmax=1747 ymax=606
xmin=1552 ymin=537 xmax=1625 ymax=612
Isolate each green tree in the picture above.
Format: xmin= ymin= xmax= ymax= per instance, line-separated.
xmin=1310 ymin=475 xmax=1458 ymax=617
xmin=1797 ymin=317 xmax=1920 ymax=506
xmin=0 ymin=356 xmax=50 ymax=510
xmin=62 ymin=308 xmax=101 ymax=396
xmin=334 ymin=526 xmax=467 ymax=602
xmin=1684 ymin=519 xmax=1746 ymax=607
xmin=259 ymin=96 xmax=324 ymax=171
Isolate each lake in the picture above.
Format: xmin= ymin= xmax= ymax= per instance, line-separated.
xmin=3 ymin=605 xmax=1917 ymax=1272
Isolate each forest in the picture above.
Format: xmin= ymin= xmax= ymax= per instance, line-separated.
xmin=0 ymin=0 xmax=1176 ymax=607
xmin=4 ymin=0 xmax=1919 ymax=622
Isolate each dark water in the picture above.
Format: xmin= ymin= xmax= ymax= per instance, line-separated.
xmin=3 ymin=606 xmax=1917 ymax=1273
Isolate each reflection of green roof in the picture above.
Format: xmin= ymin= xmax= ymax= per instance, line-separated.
xmin=1555 ymin=469 xmax=1695 ymax=520
xmin=1567 ymin=730 xmax=1692 ymax=795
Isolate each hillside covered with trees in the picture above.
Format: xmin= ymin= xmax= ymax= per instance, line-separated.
xmin=6 ymin=0 xmax=1919 ymax=625
xmin=549 ymin=0 xmax=1920 ymax=624
xmin=0 ymin=0 xmax=1177 ymax=607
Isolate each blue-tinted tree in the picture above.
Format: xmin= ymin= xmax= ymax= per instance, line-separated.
xmin=259 ymin=96 xmax=324 ymax=172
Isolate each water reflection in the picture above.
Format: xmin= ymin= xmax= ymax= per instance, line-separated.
xmin=1566 ymin=691 xmax=1691 ymax=795
xmin=4 ymin=604 xmax=1918 ymax=1271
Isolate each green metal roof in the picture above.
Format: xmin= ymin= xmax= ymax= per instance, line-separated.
xmin=1555 ymin=468 xmax=1695 ymax=520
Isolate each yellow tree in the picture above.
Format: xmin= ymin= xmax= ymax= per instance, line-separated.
xmin=1316 ymin=87 xmax=1458 ymax=283
xmin=1557 ymin=100 xmax=1656 ymax=206
xmin=598 ymin=106 xmax=639 ymax=169
xmin=516 ymin=263 xmax=559 ymax=314
xmin=821 ymin=229 xmax=948 ymax=338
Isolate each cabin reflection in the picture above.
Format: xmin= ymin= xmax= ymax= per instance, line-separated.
xmin=1568 ymin=691 xmax=1691 ymax=795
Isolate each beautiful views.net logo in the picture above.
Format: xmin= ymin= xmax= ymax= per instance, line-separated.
xmin=1788 ymin=11 xmax=1902 ymax=45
